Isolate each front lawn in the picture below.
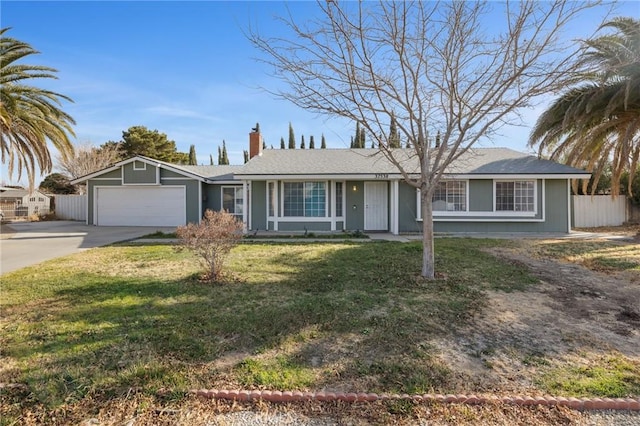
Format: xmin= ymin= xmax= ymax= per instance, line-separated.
xmin=1 ymin=238 xmax=638 ymax=423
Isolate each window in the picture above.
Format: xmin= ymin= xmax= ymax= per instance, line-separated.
xmin=432 ymin=181 xmax=466 ymax=211
xmin=283 ymin=182 xmax=326 ymax=217
xmin=222 ymin=187 xmax=243 ymax=220
xmin=496 ymin=181 xmax=535 ymax=212
xmin=335 ymin=182 xmax=343 ymax=217
xmin=268 ymin=182 xmax=275 ymax=217
xmin=29 ymin=197 xmax=36 ymax=202
xmin=38 ymin=197 xmax=44 ymax=202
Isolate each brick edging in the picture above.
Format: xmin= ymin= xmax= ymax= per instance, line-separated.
xmin=191 ymin=389 xmax=640 ymax=411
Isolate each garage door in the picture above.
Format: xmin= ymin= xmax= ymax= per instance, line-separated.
xmin=95 ymin=186 xmax=186 ymax=226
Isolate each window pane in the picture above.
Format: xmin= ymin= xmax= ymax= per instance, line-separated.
xmin=335 ymin=182 xmax=343 ymax=217
xmin=284 ymin=182 xmax=304 ymax=216
xmin=305 ymin=182 xmax=325 ymax=217
xmin=222 ymin=188 xmax=234 ymax=213
xmin=268 ymin=182 xmax=275 ymax=216
xmin=432 ymin=181 xmax=466 ymax=211
xmin=496 ymin=182 xmax=514 ymax=211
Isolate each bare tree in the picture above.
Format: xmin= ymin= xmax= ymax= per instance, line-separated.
xmin=249 ymin=0 xmax=602 ymax=279
xmin=56 ymin=142 xmax=122 ymax=193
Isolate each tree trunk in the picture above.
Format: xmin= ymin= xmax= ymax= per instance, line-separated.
xmin=421 ymin=190 xmax=435 ymax=279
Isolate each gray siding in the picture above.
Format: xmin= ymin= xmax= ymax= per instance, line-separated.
xmin=123 ymin=162 xmax=157 ymax=184
xmin=278 ymin=222 xmax=332 ymax=232
xmin=251 ymin=181 xmax=267 ymax=231
xmin=398 ymin=181 xmax=421 ymax=233
xmin=87 ymin=179 xmax=121 ymax=225
xmin=469 ymin=180 xmax=493 ymax=211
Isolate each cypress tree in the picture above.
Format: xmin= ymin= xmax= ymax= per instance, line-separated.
xmin=188 ymin=144 xmax=197 ymax=165
xmin=321 ymin=134 xmax=326 ymax=149
xmin=354 ymin=123 xmax=360 ymax=148
xmin=309 ymin=135 xmax=315 ymax=149
xmin=389 ymin=112 xmax=401 ymax=148
xmin=217 ymin=146 xmax=222 ymax=165
xmin=280 ymin=137 xmax=285 ymax=149
xmin=360 ymin=127 xmax=366 ymax=148
xmin=221 ymin=140 xmax=229 ymax=165
xmin=209 ymin=154 xmax=214 ymax=165
xmin=288 ymin=122 xmax=295 ymax=149
xmin=300 ymin=135 xmax=305 ymax=149
xmin=243 ymin=150 xmax=249 ymax=163
xmin=350 ymin=136 xmax=354 ymax=149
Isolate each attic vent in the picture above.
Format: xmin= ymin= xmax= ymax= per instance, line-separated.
xmin=133 ymin=161 xmax=147 ymax=170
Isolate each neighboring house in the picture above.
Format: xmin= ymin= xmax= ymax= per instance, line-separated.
xmin=0 ymin=187 xmax=51 ymax=218
xmin=71 ymin=129 xmax=590 ymax=234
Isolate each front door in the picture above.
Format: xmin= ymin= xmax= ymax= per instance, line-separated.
xmin=364 ymin=182 xmax=388 ymax=231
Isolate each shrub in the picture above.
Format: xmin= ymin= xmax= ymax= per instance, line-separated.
xmin=176 ymin=209 xmax=244 ymax=282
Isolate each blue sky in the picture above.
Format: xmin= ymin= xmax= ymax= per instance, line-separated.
xmin=2 ymin=1 xmax=638 ymax=185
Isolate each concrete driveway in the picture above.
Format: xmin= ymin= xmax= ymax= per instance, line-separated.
xmin=0 ymin=221 xmax=176 ymax=275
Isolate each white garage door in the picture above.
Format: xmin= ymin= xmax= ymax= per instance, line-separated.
xmin=95 ymin=186 xmax=186 ymax=226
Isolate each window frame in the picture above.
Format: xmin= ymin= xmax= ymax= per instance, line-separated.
xmin=493 ymin=180 xmax=537 ymax=215
xmin=221 ymin=185 xmax=244 ymax=220
xmin=281 ymin=181 xmax=328 ymax=218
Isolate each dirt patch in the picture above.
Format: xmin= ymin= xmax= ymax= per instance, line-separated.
xmin=432 ymin=240 xmax=640 ymax=394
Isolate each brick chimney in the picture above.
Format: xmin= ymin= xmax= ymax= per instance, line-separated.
xmin=249 ymin=123 xmax=263 ymax=159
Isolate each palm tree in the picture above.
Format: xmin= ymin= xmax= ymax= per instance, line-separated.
xmin=529 ymin=17 xmax=640 ymax=196
xmin=1 ymin=27 xmax=75 ymax=189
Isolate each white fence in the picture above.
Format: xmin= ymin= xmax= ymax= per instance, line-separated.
xmin=572 ymin=195 xmax=627 ymax=228
xmin=54 ymin=194 xmax=87 ymax=221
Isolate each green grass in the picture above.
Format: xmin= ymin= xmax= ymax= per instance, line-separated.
xmin=0 ymin=238 xmax=554 ymax=419
xmin=538 ymin=355 xmax=640 ymax=397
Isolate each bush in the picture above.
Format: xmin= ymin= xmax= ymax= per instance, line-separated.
xmin=176 ymin=209 xmax=244 ymax=282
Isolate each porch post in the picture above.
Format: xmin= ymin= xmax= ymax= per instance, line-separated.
xmin=242 ymin=181 xmax=248 ymax=232
xmin=391 ymin=180 xmax=399 ymax=235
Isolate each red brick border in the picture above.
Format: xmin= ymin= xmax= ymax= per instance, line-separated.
xmin=191 ymin=389 xmax=640 ymax=411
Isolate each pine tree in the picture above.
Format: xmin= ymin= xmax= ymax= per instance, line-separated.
xmin=300 ymin=135 xmax=305 ymax=149
xmin=243 ymin=150 xmax=249 ymax=163
xmin=309 ymin=135 xmax=315 ymax=149
xmin=370 ymin=139 xmax=375 ymax=149
xmin=209 ymin=154 xmax=214 ymax=165
xmin=263 ymin=141 xmax=267 ymax=149
xmin=350 ymin=136 xmax=355 ymax=148
xmin=360 ymin=127 xmax=366 ymax=148
xmin=321 ymin=134 xmax=326 ymax=149
xmin=288 ymin=122 xmax=295 ymax=149
xmin=221 ymin=140 xmax=229 ymax=165
xmin=354 ymin=123 xmax=360 ymax=148
xmin=217 ymin=146 xmax=222 ymax=165
xmin=188 ymin=144 xmax=197 ymax=165
xmin=280 ymin=137 xmax=285 ymax=149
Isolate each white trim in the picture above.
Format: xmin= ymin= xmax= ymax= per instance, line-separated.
xmin=93 ymin=185 xmax=186 ymax=226
xmin=242 ymin=181 xmax=249 ymax=231
xmin=330 ymin=181 xmax=336 ymax=231
xmin=267 ymin=180 xmax=278 ymax=231
xmin=428 ymin=217 xmax=546 ymax=222
xmin=238 ymin=173 xmax=590 ymax=181
xmin=567 ymin=179 xmax=572 ymax=232
xmin=198 ymin=182 xmax=202 ymax=224
xmin=493 ymin=179 xmax=537 ymax=215
xmin=133 ymin=160 xmax=147 ymax=170
xmin=277 ymin=217 xmax=333 ymax=223
xmin=280 ymin=180 xmax=329 ymax=218
xmin=221 ymin=185 xmax=244 ymax=220
xmin=390 ymin=180 xmax=399 ymax=235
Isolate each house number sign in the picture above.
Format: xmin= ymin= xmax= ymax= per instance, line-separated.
xmin=374 ymin=173 xmax=389 ymax=179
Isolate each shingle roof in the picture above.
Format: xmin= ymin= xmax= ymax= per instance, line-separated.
xmin=171 ymin=164 xmax=243 ymax=181
xmin=237 ymin=148 xmax=589 ymax=176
